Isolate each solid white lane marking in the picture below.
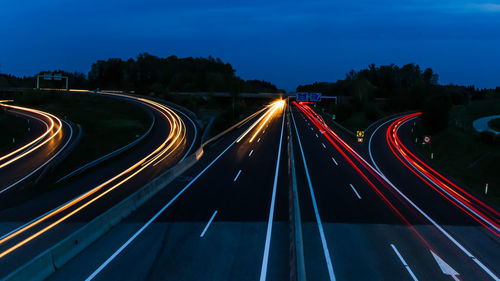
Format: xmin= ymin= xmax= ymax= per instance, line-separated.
xmin=291 ymin=109 xmax=336 ymax=281
xmin=315 ymin=133 xmax=319 ymax=138
xmin=249 ymin=150 xmax=253 ymax=157
xmin=85 ymin=115 xmax=249 ymax=281
xmin=322 ymin=143 xmax=326 ymax=149
xmin=390 ymin=244 xmax=419 ymax=281
xmin=368 ymin=117 xmax=500 ymax=281
xmin=233 ymin=170 xmax=242 ymax=182
xmin=0 ymin=120 xmax=74 ymax=195
xmin=397 ymin=116 xmax=499 ymax=233
xmin=257 ymin=138 xmax=261 ymax=142
xmin=259 ymin=104 xmax=286 ymax=281
xmin=349 ymin=184 xmax=362 ymax=199
xmin=331 ymin=157 xmax=338 ymax=166
xmin=200 ymin=210 xmax=218 ymax=238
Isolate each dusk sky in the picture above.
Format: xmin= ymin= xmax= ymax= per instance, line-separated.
xmin=1 ymin=0 xmax=499 ymax=91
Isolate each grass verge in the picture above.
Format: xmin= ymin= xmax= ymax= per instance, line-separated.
xmin=413 ymin=98 xmax=500 ymax=206
xmin=0 ymin=110 xmax=28 ymax=155
xmin=10 ymin=90 xmax=151 ymax=188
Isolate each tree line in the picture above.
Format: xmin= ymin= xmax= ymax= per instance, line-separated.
xmin=0 ymin=53 xmax=280 ymax=94
xmin=297 ymin=63 xmax=500 ymax=132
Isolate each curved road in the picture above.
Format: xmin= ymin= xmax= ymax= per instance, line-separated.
xmin=0 ymin=103 xmax=75 ymax=195
xmin=0 ymin=93 xmax=199 ymax=277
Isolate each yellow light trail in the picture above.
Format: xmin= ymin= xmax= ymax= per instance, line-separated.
xmin=0 ymin=93 xmax=188 ymax=258
xmin=0 ymin=104 xmax=62 ymax=169
xmin=236 ymin=99 xmax=285 ymax=143
xmin=249 ymin=100 xmax=284 ymax=143
xmin=236 ymin=103 xmax=274 ymax=143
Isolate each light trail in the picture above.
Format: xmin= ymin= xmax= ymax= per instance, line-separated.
xmin=294 ymin=102 xmax=499 ymax=280
xmin=237 ymin=99 xmax=285 ymax=143
xmin=294 ymin=101 xmax=434 ymax=249
xmin=386 ymin=113 xmax=500 ymax=237
xmin=0 ymin=93 xmax=191 ymax=259
xmin=0 ymin=104 xmax=62 ymax=168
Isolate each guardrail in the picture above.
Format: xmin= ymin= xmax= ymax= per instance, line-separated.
xmin=56 ymin=114 xmax=156 ymax=183
xmin=35 ymin=122 xmax=82 ymax=184
xmin=1 ymin=104 xmax=265 ymax=281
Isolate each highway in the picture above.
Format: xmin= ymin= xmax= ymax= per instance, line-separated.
xmin=292 ymin=102 xmax=499 ymax=281
xmin=1 ymin=97 xmax=498 ymax=281
xmin=0 ymin=102 xmax=75 ymax=195
xmin=46 ymin=100 xmax=290 ymax=281
xmin=0 ymin=93 xmax=199 ymax=277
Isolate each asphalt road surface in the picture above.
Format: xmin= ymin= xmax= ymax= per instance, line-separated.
xmin=0 ymin=103 xmax=75 ymax=195
xmin=0 ymin=93 xmax=199 ymax=277
xmin=5 ymin=99 xmax=499 ymax=281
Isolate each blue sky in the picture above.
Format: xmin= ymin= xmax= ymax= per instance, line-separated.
xmin=1 ymin=0 xmax=499 ymax=90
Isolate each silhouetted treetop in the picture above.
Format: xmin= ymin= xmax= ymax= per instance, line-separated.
xmin=88 ymin=53 xmax=278 ymax=94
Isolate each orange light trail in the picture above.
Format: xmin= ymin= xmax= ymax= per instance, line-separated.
xmin=0 ymin=93 xmax=188 ymax=258
xmin=0 ymin=104 xmax=62 ymax=169
xmin=237 ymin=99 xmax=285 ymax=143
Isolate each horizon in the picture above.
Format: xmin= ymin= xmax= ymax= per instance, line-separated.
xmin=1 ymin=0 xmax=499 ymax=91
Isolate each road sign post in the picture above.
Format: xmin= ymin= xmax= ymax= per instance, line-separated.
xmin=36 ymin=73 xmax=69 ymax=90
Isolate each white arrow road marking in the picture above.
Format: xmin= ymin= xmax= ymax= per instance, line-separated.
xmin=430 ymin=251 xmax=460 ymax=281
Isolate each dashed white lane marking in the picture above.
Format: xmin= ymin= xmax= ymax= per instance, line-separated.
xmin=200 ymin=210 xmax=218 ymax=238
xmin=316 ymin=133 xmax=319 ymax=138
xmin=249 ymin=150 xmax=253 ymax=157
xmin=331 ymin=157 xmax=338 ymax=166
xmin=322 ymin=143 xmax=326 ymax=149
xmin=390 ymin=244 xmax=419 ymax=281
xmin=234 ymin=170 xmax=242 ymax=182
xmin=349 ymin=184 xmax=362 ymax=199
xmin=257 ymin=138 xmax=261 ymax=142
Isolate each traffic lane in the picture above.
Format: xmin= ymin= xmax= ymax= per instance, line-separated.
xmin=369 ymin=119 xmax=480 ymax=226
xmin=292 ymin=106 xmax=404 ymax=224
xmin=89 ymin=106 xmax=288 ymax=281
xmin=291 ymin=107 xmax=428 ymax=280
xmin=369 ymin=117 xmax=500 ymax=276
xmin=0 ymin=100 xmax=179 ymax=221
xmin=292 ymin=106 xmax=496 ymax=281
xmin=0 ymin=118 xmax=72 ymax=198
xmin=47 ymin=107 xmax=289 ymax=281
xmin=0 ymin=108 xmax=48 ymax=156
xmin=0 ymin=103 xmax=197 ymax=276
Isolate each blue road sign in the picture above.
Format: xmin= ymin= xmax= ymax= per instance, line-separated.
xmin=296 ymin=92 xmax=308 ymax=101
xmin=309 ymin=92 xmax=322 ymax=102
